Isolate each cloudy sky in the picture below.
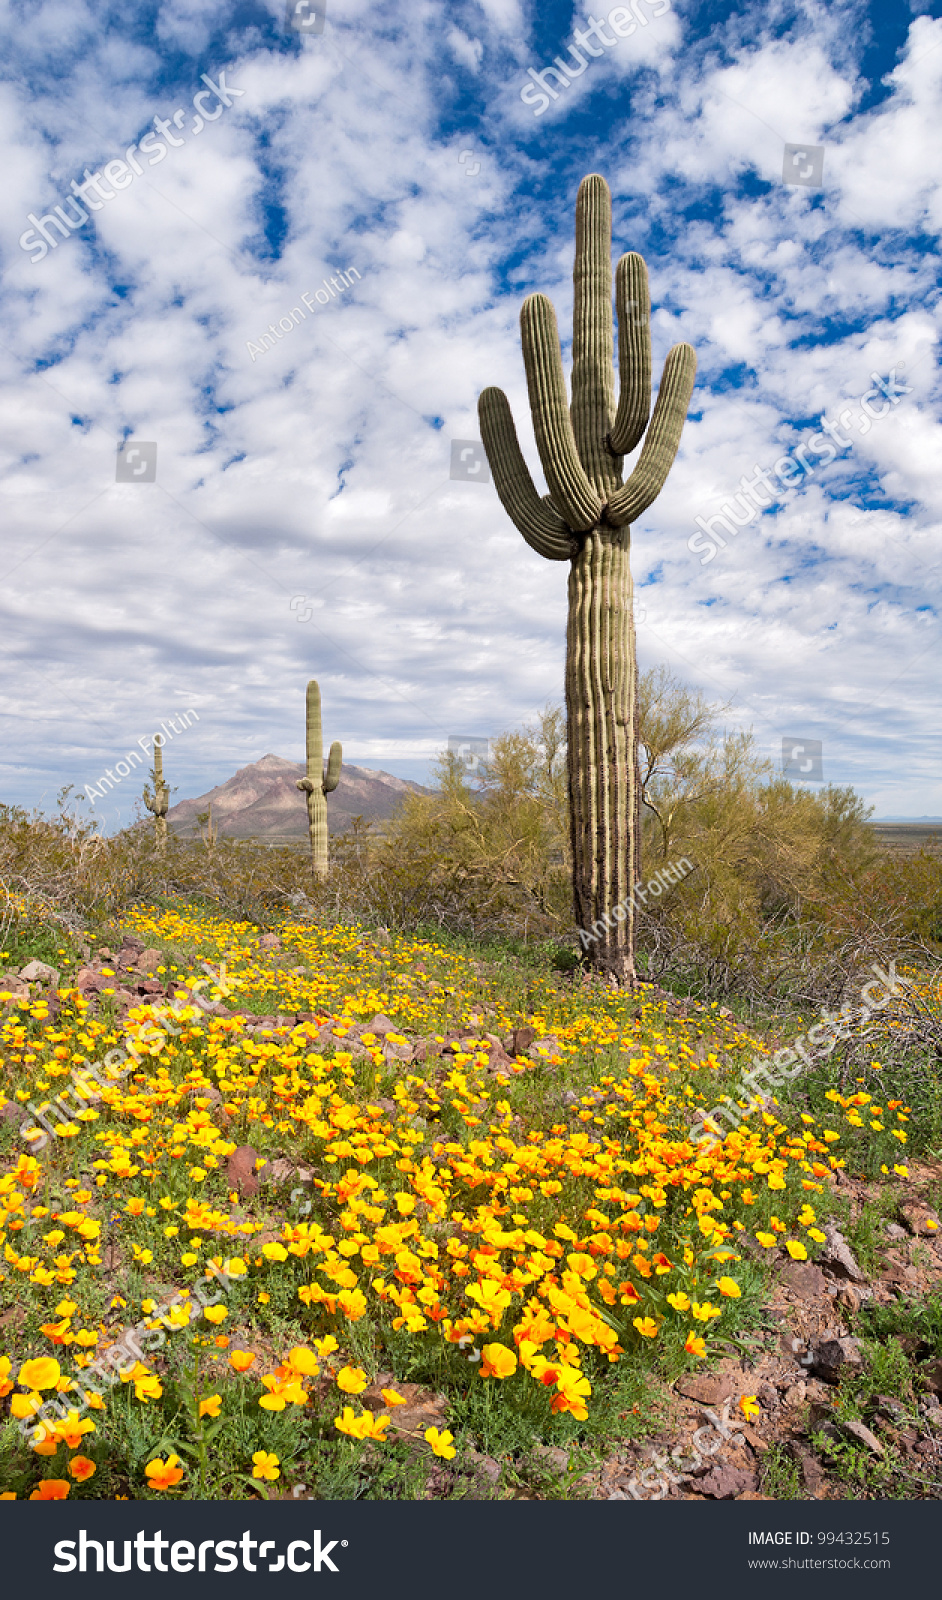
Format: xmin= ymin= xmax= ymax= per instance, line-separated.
xmin=1 ymin=0 xmax=939 ymax=830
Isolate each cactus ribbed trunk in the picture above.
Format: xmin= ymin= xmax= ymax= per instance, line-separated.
xmin=144 ymin=733 xmax=170 ymax=853
xmin=567 ymin=530 xmax=640 ymax=982
xmin=478 ymin=174 xmax=695 ymax=985
xmin=298 ymin=679 xmax=342 ymax=879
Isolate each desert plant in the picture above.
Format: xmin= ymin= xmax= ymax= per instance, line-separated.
xmin=195 ymin=801 xmax=218 ymax=850
xmin=479 ymin=174 xmax=696 ymax=984
xmin=297 ymin=680 xmax=342 ymax=879
xmin=143 ymin=735 xmax=170 ymax=852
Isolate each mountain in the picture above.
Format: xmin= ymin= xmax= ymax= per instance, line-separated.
xmin=166 ymin=754 xmax=431 ymax=840
xmin=873 ymin=816 xmax=942 ymax=823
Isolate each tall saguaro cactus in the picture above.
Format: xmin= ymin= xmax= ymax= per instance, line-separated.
xmin=297 ymin=679 xmax=342 ymax=878
xmin=143 ymin=733 xmax=170 ymax=852
xmin=479 ymin=175 xmax=696 ymax=984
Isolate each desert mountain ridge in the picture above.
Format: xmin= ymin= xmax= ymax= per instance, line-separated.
xmin=166 ymin=753 xmax=432 ymax=840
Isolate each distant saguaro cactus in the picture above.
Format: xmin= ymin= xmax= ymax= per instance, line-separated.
xmin=143 ymin=734 xmax=170 ymax=852
xmin=479 ymin=174 xmax=696 ymax=984
xmin=297 ymin=680 xmax=342 ymax=878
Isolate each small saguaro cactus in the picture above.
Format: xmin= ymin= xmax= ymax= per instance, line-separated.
xmin=143 ymin=733 xmax=170 ymax=851
xmin=297 ymin=679 xmax=342 ymax=878
xmin=479 ymin=174 xmax=696 ymax=985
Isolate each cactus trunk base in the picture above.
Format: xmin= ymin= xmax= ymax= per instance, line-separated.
xmin=566 ymin=527 xmax=640 ymax=985
xmin=306 ymin=789 xmax=329 ymax=879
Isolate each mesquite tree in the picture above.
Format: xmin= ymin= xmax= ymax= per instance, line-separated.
xmin=479 ymin=175 xmax=696 ymax=983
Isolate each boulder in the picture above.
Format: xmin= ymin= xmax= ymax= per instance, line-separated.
xmin=227 ymin=1144 xmax=262 ymax=1198
xmin=781 ymin=1260 xmax=829 ymax=1300
xmin=900 ymin=1203 xmax=941 ymax=1238
xmin=508 ymin=1026 xmax=535 ymax=1056
xmin=693 ymin=1463 xmax=757 ymax=1499
xmin=840 ymin=1418 xmax=884 ymax=1456
xmin=821 ymin=1223 xmax=866 ymax=1282
xmin=675 ymin=1372 xmax=736 ymax=1405
xmin=363 ymin=1014 xmax=396 ymax=1036
xmin=19 ymin=960 xmax=60 ymax=986
xmin=528 ymin=1036 xmax=563 ymax=1061
xmin=811 ymin=1336 xmax=864 ymax=1385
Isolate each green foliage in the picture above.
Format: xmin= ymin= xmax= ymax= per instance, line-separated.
xmin=758 ymin=1442 xmax=805 ymax=1500
xmin=856 ymin=1288 xmax=942 ymax=1363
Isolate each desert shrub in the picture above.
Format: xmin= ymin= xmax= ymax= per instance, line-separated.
xmin=0 ymin=790 xmax=308 ymax=932
xmin=2 ymin=680 xmax=940 ymax=1019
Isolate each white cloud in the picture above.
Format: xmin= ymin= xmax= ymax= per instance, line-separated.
xmin=447 ymin=26 xmax=484 ymax=72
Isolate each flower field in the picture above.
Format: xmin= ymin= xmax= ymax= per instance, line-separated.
xmin=0 ymin=905 xmax=938 ymax=1500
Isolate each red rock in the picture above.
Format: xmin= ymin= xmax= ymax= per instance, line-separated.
xmin=693 ymin=1463 xmax=757 ymax=1499
xmin=900 ymin=1203 xmax=941 ymax=1237
xmin=228 ymin=1144 xmax=261 ymax=1198
xmin=364 ymin=1014 xmax=396 ymax=1035
xmin=675 ymin=1373 xmax=735 ymax=1405
xmin=780 ymin=1260 xmax=829 ymax=1299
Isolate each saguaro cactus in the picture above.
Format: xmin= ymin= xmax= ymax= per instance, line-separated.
xmin=297 ymin=680 xmax=342 ymax=878
xmin=143 ymin=733 xmax=170 ymax=851
xmin=479 ymin=175 xmax=696 ymax=984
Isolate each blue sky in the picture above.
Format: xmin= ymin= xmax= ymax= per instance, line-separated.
xmin=0 ymin=0 xmax=940 ymax=830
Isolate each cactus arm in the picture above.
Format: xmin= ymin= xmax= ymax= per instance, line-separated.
xmin=605 ymin=342 xmax=697 ymax=527
xmin=478 ymin=387 xmax=571 ymax=560
xmin=520 ymin=294 xmax=603 ymax=533
xmin=609 ymin=252 xmax=652 ymax=456
xmin=323 ymin=740 xmax=342 ymax=794
xmin=570 ymin=174 xmax=618 ymax=494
